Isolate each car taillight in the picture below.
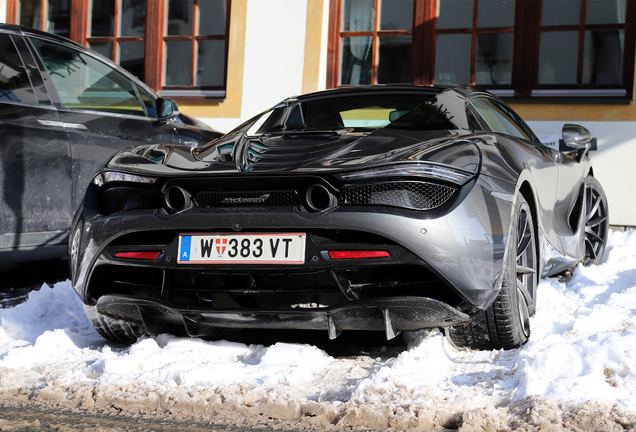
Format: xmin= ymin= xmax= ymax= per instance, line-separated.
xmin=336 ymin=162 xmax=474 ymax=186
xmin=328 ymin=250 xmax=390 ymax=259
xmin=93 ymin=171 xmax=158 ymax=188
xmin=114 ymin=251 xmax=161 ymax=260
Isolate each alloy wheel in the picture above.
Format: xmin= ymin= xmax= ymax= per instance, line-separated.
xmin=515 ymin=207 xmax=536 ymax=338
xmin=584 ymin=179 xmax=609 ymax=266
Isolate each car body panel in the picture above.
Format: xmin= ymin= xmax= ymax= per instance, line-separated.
xmin=0 ymin=102 xmax=72 ymax=256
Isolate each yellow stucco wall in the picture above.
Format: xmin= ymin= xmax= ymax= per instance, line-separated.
xmin=511 ymin=100 xmax=636 ymax=122
xmin=302 ymin=0 xmax=325 ymax=95
xmin=179 ymin=0 xmax=325 ymax=121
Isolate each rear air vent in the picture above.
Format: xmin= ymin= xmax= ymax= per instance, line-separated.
xmin=340 ymin=181 xmax=455 ymax=210
xmin=100 ymin=188 xmax=163 ymax=215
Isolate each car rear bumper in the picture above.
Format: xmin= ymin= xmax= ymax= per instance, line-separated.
xmin=71 ymin=173 xmax=517 ymax=337
xmin=96 ymin=294 xmax=470 ymax=340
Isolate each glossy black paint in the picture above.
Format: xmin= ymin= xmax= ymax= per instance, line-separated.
xmin=70 ymin=85 xmax=598 ymax=341
xmin=0 ymin=24 xmax=222 ymax=264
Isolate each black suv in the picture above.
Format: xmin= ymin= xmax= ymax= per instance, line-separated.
xmin=0 ymin=24 xmax=223 ymax=264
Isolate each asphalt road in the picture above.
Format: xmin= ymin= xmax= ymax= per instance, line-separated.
xmin=0 ymin=403 xmax=304 ymax=432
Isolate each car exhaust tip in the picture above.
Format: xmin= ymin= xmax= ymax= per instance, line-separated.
xmin=164 ymin=186 xmax=192 ymax=212
xmin=305 ymin=184 xmax=337 ymax=211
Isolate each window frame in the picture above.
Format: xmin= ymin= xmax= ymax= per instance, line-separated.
xmin=161 ymin=0 xmax=230 ymax=98
xmin=29 ymin=36 xmax=150 ymax=117
xmin=9 ymin=0 xmax=73 ymax=38
xmin=337 ymin=0 xmax=415 ymax=85
xmin=7 ymin=0 xmax=232 ymax=102
xmin=84 ymin=0 xmax=147 ymax=83
xmin=327 ymin=0 xmax=636 ymax=102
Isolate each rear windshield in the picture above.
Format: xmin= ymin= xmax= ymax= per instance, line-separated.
xmin=252 ymin=91 xmax=472 ymax=134
xmin=252 ymin=94 xmax=434 ymax=133
xmin=300 ymin=94 xmax=436 ymax=129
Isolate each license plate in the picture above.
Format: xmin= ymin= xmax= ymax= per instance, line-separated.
xmin=177 ymin=233 xmax=306 ymax=264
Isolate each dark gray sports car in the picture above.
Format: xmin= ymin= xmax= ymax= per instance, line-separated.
xmin=69 ymin=85 xmax=608 ymax=350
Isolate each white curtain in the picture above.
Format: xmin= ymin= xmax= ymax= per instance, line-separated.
xmin=347 ymin=0 xmax=374 ymax=84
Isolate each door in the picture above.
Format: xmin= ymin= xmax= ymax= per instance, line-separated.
xmin=553 ymin=140 xmax=589 ymax=258
xmin=27 ymin=37 xmax=182 ymax=211
xmin=469 ymin=96 xmax=562 ymax=248
xmin=0 ymin=34 xmax=72 ymax=255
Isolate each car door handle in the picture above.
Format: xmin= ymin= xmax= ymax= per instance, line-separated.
xmin=38 ymin=119 xmax=88 ymax=130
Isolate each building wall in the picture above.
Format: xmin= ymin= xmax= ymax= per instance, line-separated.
xmin=180 ymin=0 xmax=329 ymax=133
xmin=512 ymin=66 xmax=636 ymax=227
xmin=527 ymin=121 xmax=636 ymax=228
xmin=156 ymin=0 xmax=636 ymax=227
xmin=186 ymin=0 xmax=636 ymax=226
xmin=241 ymin=0 xmax=307 ymax=115
xmin=5 ymin=0 xmax=632 ymax=225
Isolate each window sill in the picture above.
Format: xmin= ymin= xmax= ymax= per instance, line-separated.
xmin=491 ymin=88 xmax=632 ymax=105
xmin=498 ymin=96 xmax=633 ymax=105
xmin=159 ymin=89 xmax=226 ymax=104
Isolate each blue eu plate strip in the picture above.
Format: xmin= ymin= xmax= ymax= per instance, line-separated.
xmin=180 ymin=236 xmax=191 ymax=261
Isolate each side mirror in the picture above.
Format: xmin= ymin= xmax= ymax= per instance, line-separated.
xmin=562 ymin=124 xmax=592 ymax=150
xmin=157 ymin=97 xmax=179 ymax=119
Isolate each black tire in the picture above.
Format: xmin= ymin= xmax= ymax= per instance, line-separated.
xmin=449 ymin=194 xmax=537 ymax=350
xmin=583 ymin=176 xmax=609 ymax=266
xmin=83 ymin=304 xmax=147 ymax=343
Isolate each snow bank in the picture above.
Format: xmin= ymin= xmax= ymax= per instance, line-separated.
xmin=514 ymin=230 xmax=636 ymax=407
xmin=1 ymin=231 xmax=636 ymax=430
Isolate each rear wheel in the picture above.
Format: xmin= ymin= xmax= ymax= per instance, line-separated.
xmin=449 ymin=194 xmax=537 ymax=350
xmin=83 ymin=304 xmax=147 ymax=343
xmin=583 ymin=176 xmax=609 ymax=266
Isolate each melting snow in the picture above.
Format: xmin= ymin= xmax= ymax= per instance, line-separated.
xmin=1 ymin=231 xmax=636 ymax=429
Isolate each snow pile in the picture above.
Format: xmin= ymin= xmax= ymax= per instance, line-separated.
xmin=514 ymin=231 xmax=636 ymax=407
xmin=0 ymin=231 xmax=636 ymax=430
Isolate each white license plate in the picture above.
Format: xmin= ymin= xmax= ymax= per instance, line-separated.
xmin=177 ymin=233 xmax=306 ymax=264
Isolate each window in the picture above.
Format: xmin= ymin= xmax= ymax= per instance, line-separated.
xmin=87 ymin=0 xmax=147 ymax=82
xmin=327 ymin=0 xmax=636 ymax=100
xmin=435 ymin=0 xmax=514 ymax=87
xmin=248 ymin=91 xmax=478 ymax=133
xmin=298 ymin=94 xmax=433 ymax=129
xmin=470 ymin=97 xmax=536 ymax=141
xmin=535 ymin=0 xmax=628 ymax=95
xmin=9 ymin=0 xmax=231 ymax=100
xmin=31 ymin=38 xmax=150 ymax=116
xmin=163 ymin=0 xmax=228 ymax=94
xmin=14 ymin=0 xmax=70 ymax=38
xmin=338 ymin=0 xmax=414 ymax=85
